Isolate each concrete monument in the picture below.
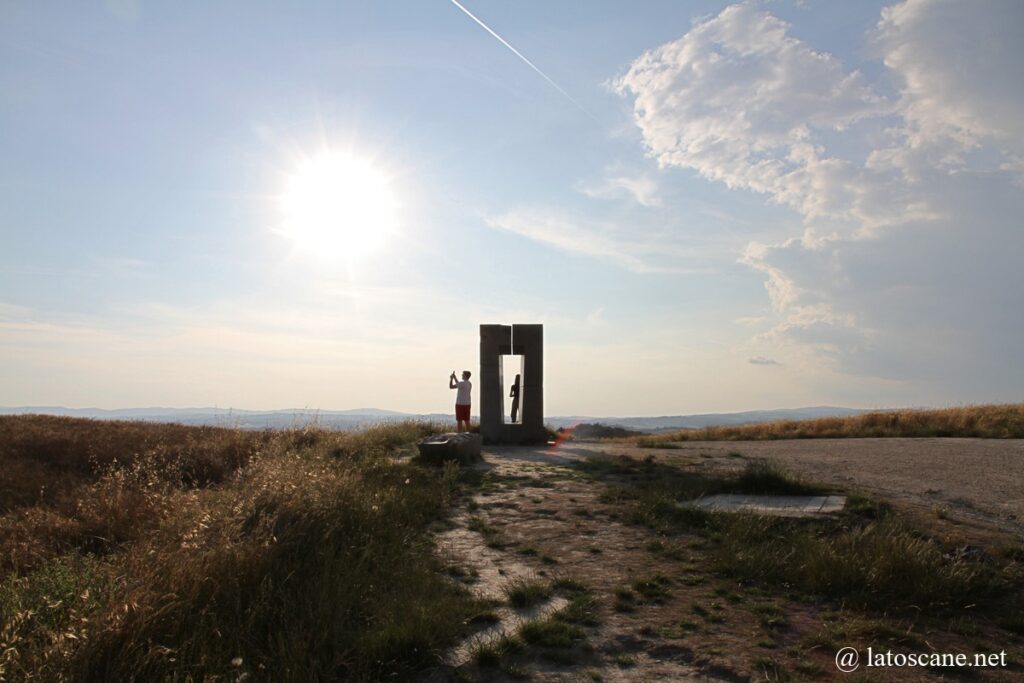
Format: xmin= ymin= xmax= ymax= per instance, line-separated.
xmin=479 ymin=324 xmax=546 ymax=443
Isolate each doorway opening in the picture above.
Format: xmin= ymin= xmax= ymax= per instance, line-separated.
xmin=501 ymin=354 xmax=524 ymax=424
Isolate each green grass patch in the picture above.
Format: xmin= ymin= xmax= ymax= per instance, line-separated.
xmin=519 ymin=617 xmax=584 ymax=648
xmin=712 ymin=514 xmax=1005 ymax=611
xmin=556 ymin=593 xmax=601 ymax=627
xmin=752 ymin=655 xmax=790 ymax=682
xmin=471 ymin=633 xmax=524 ymax=668
xmin=613 ymin=587 xmax=637 ymax=613
xmin=753 ymin=603 xmax=789 ymax=631
xmin=729 ymin=460 xmax=823 ymax=496
xmin=552 ymin=577 xmax=587 ymax=592
xmin=504 ymin=578 xmax=552 ymax=608
xmin=632 ymin=574 xmax=671 ymax=604
xmin=613 ymin=653 xmax=637 ymax=667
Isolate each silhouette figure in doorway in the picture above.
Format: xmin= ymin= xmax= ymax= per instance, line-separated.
xmin=509 ymin=373 xmax=521 ymax=424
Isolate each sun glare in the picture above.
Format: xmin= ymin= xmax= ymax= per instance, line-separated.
xmin=278 ymin=152 xmax=397 ymax=262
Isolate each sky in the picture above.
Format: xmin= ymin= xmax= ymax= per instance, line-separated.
xmin=1 ymin=0 xmax=1022 ymax=416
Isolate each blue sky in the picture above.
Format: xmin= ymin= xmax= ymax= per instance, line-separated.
xmin=2 ymin=0 xmax=1022 ymax=415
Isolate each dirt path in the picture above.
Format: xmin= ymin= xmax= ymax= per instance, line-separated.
xmin=435 ymin=450 xmax=720 ymax=682
xmin=430 ymin=439 xmax=1024 ymax=681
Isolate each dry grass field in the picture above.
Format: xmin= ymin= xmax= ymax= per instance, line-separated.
xmin=0 ymin=416 xmax=486 ymax=681
xmin=634 ymin=404 xmax=1024 ymax=446
xmin=4 ymin=410 xmax=1024 ymax=681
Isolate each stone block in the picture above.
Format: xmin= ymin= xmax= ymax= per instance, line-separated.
xmin=417 ymin=432 xmax=483 ymax=465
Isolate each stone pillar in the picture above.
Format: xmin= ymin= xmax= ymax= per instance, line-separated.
xmin=479 ymin=324 xmax=510 ymax=443
xmin=514 ymin=324 xmax=544 ymax=441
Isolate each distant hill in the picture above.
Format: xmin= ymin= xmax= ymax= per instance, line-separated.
xmin=0 ymin=406 xmax=437 ymax=430
xmin=0 ymin=405 xmax=869 ymax=432
xmin=546 ymin=407 xmax=868 ymax=432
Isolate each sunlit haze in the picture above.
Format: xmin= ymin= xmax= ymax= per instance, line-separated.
xmin=2 ymin=1 xmax=1022 ymax=415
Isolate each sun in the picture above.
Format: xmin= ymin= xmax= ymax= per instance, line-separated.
xmin=278 ymin=152 xmax=397 ymax=262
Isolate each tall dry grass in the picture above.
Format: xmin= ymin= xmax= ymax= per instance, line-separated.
xmin=0 ymin=416 xmax=480 ymax=680
xmin=0 ymin=415 xmax=271 ymax=512
xmin=636 ymin=403 xmax=1024 ymax=445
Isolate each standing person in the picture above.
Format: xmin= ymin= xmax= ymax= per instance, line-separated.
xmin=509 ymin=373 xmax=521 ymax=424
xmin=449 ymin=370 xmax=472 ymax=433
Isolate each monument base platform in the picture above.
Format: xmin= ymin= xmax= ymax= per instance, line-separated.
xmin=480 ymin=424 xmax=550 ymax=445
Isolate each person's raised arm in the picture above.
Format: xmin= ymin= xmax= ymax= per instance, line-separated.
xmin=449 ymin=371 xmax=458 ymax=389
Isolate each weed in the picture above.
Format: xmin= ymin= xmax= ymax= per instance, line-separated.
xmin=613 ymin=653 xmax=636 ymax=667
xmin=613 ymin=588 xmax=636 ymax=613
xmin=753 ymin=603 xmax=789 ymax=631
xmin=519 ymin=617 xmax=583 ymax=648
xmin=845 ymin=494 xmax=890 ymax=519
xmin=471 ymin=634 xmax=523 ymax=667
xmin=504 ymin=579 xmax=552 ymax=608
xmin=730 ymin=461 xmax=823 ymax=496
xmin=552 ymin=577 xmax=587 ymax=592
xmin=556 ymin=593 xmax=601 ymax=627
xmin=752 ymin=655 xmax=790 ymax=682
xmin=632 ymin=575 xmax=671 ymax=604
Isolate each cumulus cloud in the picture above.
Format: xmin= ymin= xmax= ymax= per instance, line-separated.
xmin=618 ymin=0 xmax=1024 ymax=401
xmin=874 ymin=0 xmax=1024 ymax=167
xmin=614 ymin=2 xmax=906 ymax=231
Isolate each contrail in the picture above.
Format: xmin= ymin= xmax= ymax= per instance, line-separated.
xmin=449 ymin=0 xmax=594 ymax=119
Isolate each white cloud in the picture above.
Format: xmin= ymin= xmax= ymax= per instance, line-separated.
xmin=614 ymin=1 xmax=899 ymax=230
xmin=748 ymin=356 xmax=781 ymax=366
xmin=617 ymin=0 xmax=1024 ymax=401
xmin=485 ymin=209 xmax=698 ymax=273
xmin=576 ymin=172 xmax=661 ymax=207
xmin=874 ymin=0 xmax=1024 ymax=166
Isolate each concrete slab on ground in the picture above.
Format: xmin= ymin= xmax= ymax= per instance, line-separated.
xmin=690 ymin=494 xmax=846 ymax=517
